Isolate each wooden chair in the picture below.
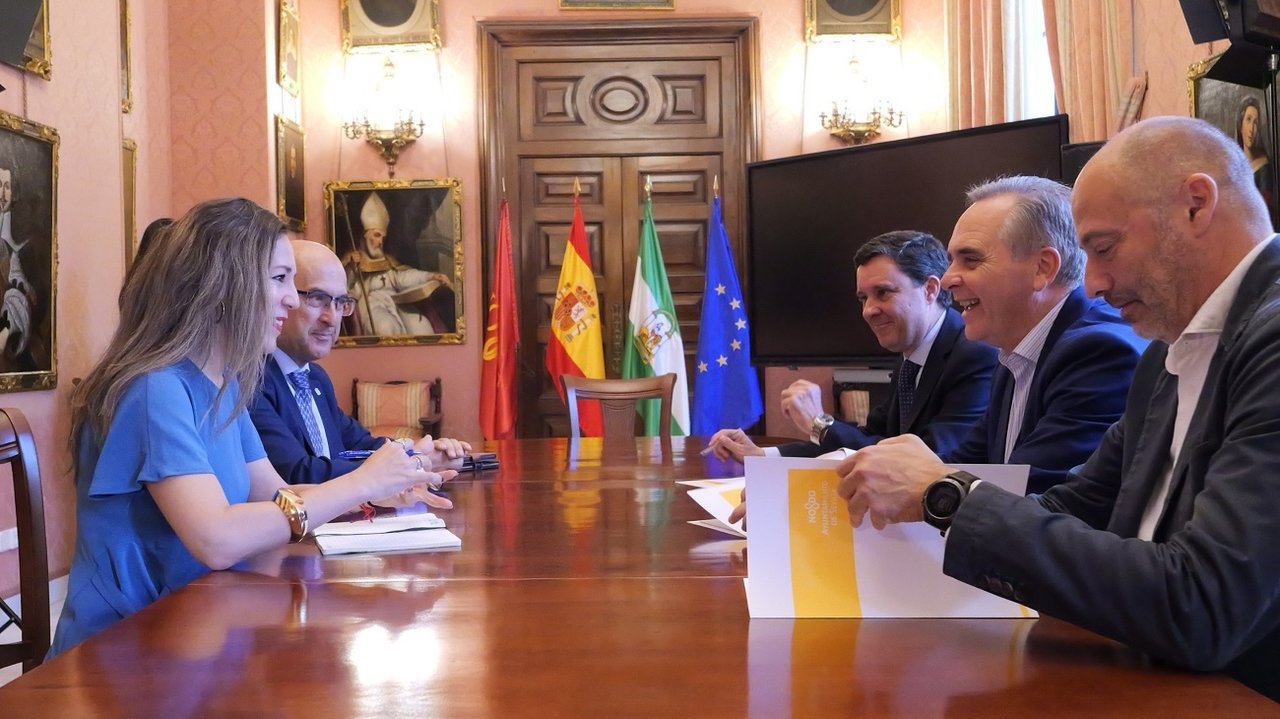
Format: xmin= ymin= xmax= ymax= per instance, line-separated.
xmin=352 ymin=378 xmax=443 ymax=440
xmin=0 ymin=408 xmax=49 ymax=674
xmin=562 ymin=373 xmax=676 ymax=439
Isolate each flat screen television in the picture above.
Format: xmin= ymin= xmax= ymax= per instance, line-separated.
xmin=746 ymin=115 xmax=1070 ymax=367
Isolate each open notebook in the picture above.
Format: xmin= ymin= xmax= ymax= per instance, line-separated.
xmin=313 ymin=507 xmax=461 ymax=555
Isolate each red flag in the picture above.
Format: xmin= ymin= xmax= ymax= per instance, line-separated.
xmin=545 ymin=190 xmax=604 ymax=435
xmin=480 ymin=198 xmax=519 ymax=439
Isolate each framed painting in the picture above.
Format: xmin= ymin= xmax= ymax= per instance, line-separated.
xmin=276 ymin=116 xmax=306 ymax=231
xmin=1190 ymin=53 xmax=1280 ymax=226
xmin=0 ymin=110 xmax=58 ymax=391
xmin=805 ymin=0 xmax=901 ymax=42
xmin=340 ymin=0 xmax=441 ymax=52
xmin=323 ymin=178 xmax=463 ymax=346
xmin=278 ymin=0 xmax=301 ymax=96
xmin=3 ymin=1 xmax=50 ymax=79
xmin=120 ymin=0 xmax=132 ymax=111
xmin=122 ymin=138 xmax=137 ymax=266
xmin=559 ymin=0 xmax=674 ymax=8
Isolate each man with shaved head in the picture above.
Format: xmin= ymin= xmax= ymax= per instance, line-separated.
xmin=837 ymin=116 xmax=1280 ymax=699
xmin=250 ymin=240 xmax=468 ymax=494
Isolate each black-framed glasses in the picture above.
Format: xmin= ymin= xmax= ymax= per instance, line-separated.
xmin=298 ymin=289 xmax=357 ymax=317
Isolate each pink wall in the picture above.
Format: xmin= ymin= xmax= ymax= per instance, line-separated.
xmin=1134 ymin=0 xmax=1222 ymax=117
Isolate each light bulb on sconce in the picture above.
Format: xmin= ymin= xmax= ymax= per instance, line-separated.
xmin=820 ymin=100 xmax=904 ymax=145
xmin=341 ymin=56 xmax=425 ymax=177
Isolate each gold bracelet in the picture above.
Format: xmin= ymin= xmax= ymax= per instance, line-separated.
xmin=273 ymin=487 xmax=309 ymax=543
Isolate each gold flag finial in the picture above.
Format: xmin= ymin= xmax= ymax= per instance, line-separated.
xmin=501 ymin=177 xmax=507 ymax=196
xmin=573 ymin=176 xmax=581 ymax=195
xmin=645 ymin=175 xmax=653 ymax=200
xmin=713 ymin=175 xmax=719 ymax=197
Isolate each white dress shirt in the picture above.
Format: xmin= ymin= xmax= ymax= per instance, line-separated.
xmin=1136 ymin=238 xmax=1272 ymax=540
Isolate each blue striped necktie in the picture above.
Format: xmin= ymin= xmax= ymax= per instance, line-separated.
xmin=287 ymin=369 xmax=326 ymax=456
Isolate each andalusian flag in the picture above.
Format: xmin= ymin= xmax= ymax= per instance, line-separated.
xmin=622 ymin=190 xmax=690 ymax=435
xmin=546 ymin=188 xmax=605 ymax=435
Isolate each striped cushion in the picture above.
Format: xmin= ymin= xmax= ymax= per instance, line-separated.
xmin=354 ymin=381 xmax=431 ymax=439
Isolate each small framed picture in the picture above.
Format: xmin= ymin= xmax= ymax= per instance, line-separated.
xmin=3 ymin=1 xmax=50 ymax=80
xmin=341 ymin=0 xmax=441 ymax=52
xmin=323 ymin=178 xmax=464 ymax=346
xmin=0 ymin=110 xmax=59 ymax=391
xmin=1189 ymin=53 xmax=1280 ymax=226
xmin=276 ymin=116 xmax=306 ymax=231
xmin=278 ymin=0 xmax=301 ymax=96
xmin=805 ymin=0 xmax=901 ymax=42
xmin=559 ymin=0 xmax=674 ymax=8
xmin=123 ymin=138 xmax=137 ymax=266
xmin=121 ymin=0 xmax=133 ymax=111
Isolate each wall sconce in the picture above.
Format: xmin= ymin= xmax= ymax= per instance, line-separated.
xmin=820 ymin=101 xmax=904 ymax=145
xmin=341 ymin=56 xmax=425 ymax=177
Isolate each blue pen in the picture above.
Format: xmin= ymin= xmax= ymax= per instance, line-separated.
xmin=337 ymin=449 xmax=428 ymax=460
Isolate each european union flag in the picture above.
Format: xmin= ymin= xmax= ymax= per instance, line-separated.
xmin=691 ymin=196 xmax=763 ymax=434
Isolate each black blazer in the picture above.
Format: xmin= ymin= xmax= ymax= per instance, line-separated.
xmin=944 ymin=237 xmax=1280 ymax=700
xmin=944 ymin=287 xmax=1148 ymax=494
xmin=780 ymin=308 xmax=998 ymax=457
xmin=249 ymin=356 xmax=384 ymax=484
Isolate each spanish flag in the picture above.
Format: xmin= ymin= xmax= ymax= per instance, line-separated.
xmin=546 ymin=187 xmax=605 ymax=435
xmin=479 ymin=197 xmax=518 ymax=440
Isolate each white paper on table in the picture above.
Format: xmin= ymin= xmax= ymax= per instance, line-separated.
xmin=313 ymin=511 xmax=445 ymax=536
xmin=676 ymin=477 xmax=744 ymax=488
xmin=744 ymin=457 xmax=1036 ymax=619
xmin=314 ymin=528 xmax=461 ymax=555
xmin=686 ymin=478 xmax=747 ymax=537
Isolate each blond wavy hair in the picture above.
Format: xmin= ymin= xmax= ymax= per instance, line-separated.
xmin=71 ymin=198 xmax=285 ymax=466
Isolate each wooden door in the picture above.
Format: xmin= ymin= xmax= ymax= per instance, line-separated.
xmin=480 ymin=19 xmax=760 ymax=437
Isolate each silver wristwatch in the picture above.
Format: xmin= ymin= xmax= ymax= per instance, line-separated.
xmin=809 ymin=413 xmax=835 ymax=444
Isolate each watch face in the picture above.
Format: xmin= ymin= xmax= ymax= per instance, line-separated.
xmin=927 ymin=482 xmax=963 ymax=517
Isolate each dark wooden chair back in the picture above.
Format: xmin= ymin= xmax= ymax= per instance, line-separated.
xmin=562 ymin=373 xmax=676 ymax=439
xmin=0 ymin=408 xmax=49 ymax=673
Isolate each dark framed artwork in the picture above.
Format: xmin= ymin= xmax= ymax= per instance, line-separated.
xmin=323 ymin=178 xmax=463 ymax=346
xmin=3 ymin=1 xmax=50 ymax=79
xmin=805 ymin=0 xmax=901 ymax=41
xmin=0 ymin=110 xmax=58 ymax=391
xmin=559 ymin=0 xmax=674 ymax=8
xmin=120 ymin=0 xmax=132 ymax=112
xmin=1189 ymin=53 xmax=1280 ymax=226
xmin=341 ymin=0 xmax=441 ymax=52
xmin=122 ymin=138 xmax=137 ymax=267
xmin=276 ymin=116 xmax=306 ymax=231
xmin=278 ymin=0 xmax=301 ymax=96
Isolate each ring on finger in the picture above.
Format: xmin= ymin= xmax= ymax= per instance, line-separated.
xmin=413 ymin=455 xmax=424 ymax=471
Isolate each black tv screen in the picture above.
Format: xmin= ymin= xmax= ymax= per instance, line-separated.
xmin=746 ymin=115 xmax=1070 ymax=366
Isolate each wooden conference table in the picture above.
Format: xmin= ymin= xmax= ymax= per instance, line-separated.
xmin=1 ymin=437 xmax=1272 ymax=717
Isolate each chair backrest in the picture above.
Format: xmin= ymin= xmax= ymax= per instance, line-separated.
xmin=352 ymin=378 xmax=443 ymax=439
xmin=562 ymin=373 xmax=676 ymax=439
xmin=0 ymin=408 xmax=49 ymax=673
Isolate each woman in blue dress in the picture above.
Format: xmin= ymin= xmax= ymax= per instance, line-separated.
xmin=48 ymin=198 xmax=450 ymax=657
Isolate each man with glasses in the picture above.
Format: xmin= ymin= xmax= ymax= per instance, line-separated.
xmin=250 ymin=240 xmax=469 ymax=487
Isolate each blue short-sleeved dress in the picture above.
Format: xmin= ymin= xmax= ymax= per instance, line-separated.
xmin=47 ymin=359 xmax=267 ymax=658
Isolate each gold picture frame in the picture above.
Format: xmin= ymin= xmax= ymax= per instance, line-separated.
xmin=805 ymin=0 xmax=902 ymax=42
xmin=323 ymin=178 xmax=464 ymax=347
xmin=276 ymin=116 xmax=306 ymax=231
xmin=120 ymin=0 xmax=132 ymax=112
xmin=0 ymin=110 xmax=58 ymax=392
xmin=4 ymin=1 xmax=51 ymax=80
xmin=278 ymin=0 xmax=301 ymax=97
xmin=122 ymin=138 xmax=137 ymax=267
xmin=559 ymin=0 xmax=675 ymax=8
xmin=340 ymin=0 xmax=442 ymax=53
xmin=1188 ymin=52 xmax=1279 ymax=225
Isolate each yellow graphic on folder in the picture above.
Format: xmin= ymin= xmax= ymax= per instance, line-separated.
xmin=787 ymin=469 xmax=860 ymax=616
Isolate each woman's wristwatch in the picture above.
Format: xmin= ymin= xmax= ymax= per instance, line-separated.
xmin=274 ymin=487 xmax=309 ymax=543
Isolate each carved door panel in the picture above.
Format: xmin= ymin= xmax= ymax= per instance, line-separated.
xmin=482 ymin=21 xmax=758 ymax=437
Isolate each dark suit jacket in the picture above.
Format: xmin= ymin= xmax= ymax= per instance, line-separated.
xmin=250 ymin=356 xmax=384 ymax=484
xmin=943 ymin=237 xmax=1280 ymax=700
xmin=780 ymin=308 xmax=998 ymax=457
xmin=945 ymin=287 xmax=1148 ymax=494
